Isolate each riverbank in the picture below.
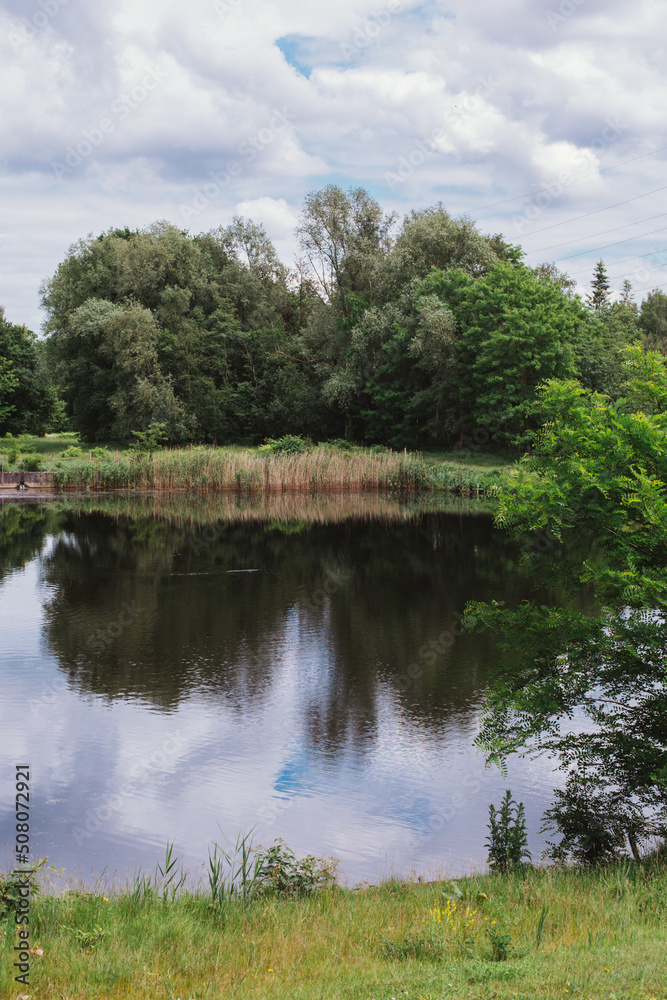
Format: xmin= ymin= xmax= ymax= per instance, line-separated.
xmin=2 ymin=858 xmax=665 ymax=999
xmin=1 ymin=437 xmax=512 ymax=496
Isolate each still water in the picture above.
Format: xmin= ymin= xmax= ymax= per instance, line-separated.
xmin=0 ymin=492 xmax=565 ymax=886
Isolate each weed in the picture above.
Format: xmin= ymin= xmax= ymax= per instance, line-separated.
xmin=71 ymin=924 xmax=109 ymax=948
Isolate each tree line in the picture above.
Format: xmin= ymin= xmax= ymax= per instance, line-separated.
xmin=2 ymin=185 xmax=667 ymax=447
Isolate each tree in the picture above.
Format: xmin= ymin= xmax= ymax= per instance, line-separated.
xmin=296 ymin=185 xmax=395 ymax=314
xmin=0 ymin=356 xmax=18 ymax=425
xmin=0 ymin=307 xmax=61 ymax=435
xmin=378 ymin=206 xmax=513 ymax=303
xmin=48 ymin=298 xmax=189 ymax=442
xmin=573 ymin=297 xmax=640 ymax=399
xmin=464 ymin=347 xmax=667 ymax=860
xmin=533 ymin=262 xmax=576 ymax=298
xmin=41 ymin=221 xmax=315 ymax=443
xmin=639 ymin=289 xmax=667 ymax=354
xmin=421 ymin=262 xmax=586 ymax=450
xmin=587 ymin=259 xmax=611 ymax=312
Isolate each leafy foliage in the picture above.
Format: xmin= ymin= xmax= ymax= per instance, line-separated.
xmin=465 ymin=348 xmax=667 ymax=860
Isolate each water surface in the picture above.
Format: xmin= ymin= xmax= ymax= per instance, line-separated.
xmin=0 ymin=492 xmax=566 ymax=885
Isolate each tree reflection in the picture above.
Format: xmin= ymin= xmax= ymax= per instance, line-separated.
xmin=32 ymin=495 xmax=548 ymax=755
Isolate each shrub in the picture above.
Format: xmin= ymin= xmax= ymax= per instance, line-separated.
xmin=257 ymin=435 xmax=311 ymax=456
xmin=251 ymin=840 xmax=337 ymax=898
xmin=20 ymin=455 xmax=41 ymax=471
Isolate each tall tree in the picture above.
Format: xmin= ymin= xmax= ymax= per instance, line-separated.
xmin=296 ymin=185 xmax=395 ymax=314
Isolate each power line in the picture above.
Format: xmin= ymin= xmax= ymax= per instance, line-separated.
xmin=475 ymin=143 xmax=667 ymax=215
xmin=549 ymin=223 xmax=667 ymax=263
xmin=603 ymin=261 xmax=667 ymax=282
xmin=515 ymin=183 xmax=667 ymax=239
xmin=567 ymin=247 xmax=667 ymax=278
xmin=527 ymin=211 xmax=667 ymax=256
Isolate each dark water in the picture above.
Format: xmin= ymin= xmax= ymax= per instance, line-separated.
xmin=0 ymin=492 xmax=568 ymax=885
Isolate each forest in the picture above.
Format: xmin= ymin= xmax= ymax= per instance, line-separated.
xmin=3 ymin=184 xmax=667 ymax=449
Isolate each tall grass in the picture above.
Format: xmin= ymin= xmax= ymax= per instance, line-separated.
xmin=50 ymin=444 xmax=499 ymax=495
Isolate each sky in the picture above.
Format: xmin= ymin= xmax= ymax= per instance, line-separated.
xmin=1 ymin=0 xmax=666 ymax=332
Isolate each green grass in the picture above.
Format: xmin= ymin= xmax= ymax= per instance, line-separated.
xmin=2 ymin=857 xmax=666 ymax=999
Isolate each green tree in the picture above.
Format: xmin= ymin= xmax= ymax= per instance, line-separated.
xmin=422 ymin=262 xmax=586 ymax=450
xmin=49 ymin=298 xmax=189 ymax=442
xmin=464 ymin=347 xmax=667 ymax=860
xmin=0 ymin=356 xmax=18 ymax=424
xmin=0 ymin=308 xmax=61 ymax=435
xmin=573 ymin=297 xmax=641 ymax=399
xmin=639 ymin=288 xmax=667 ymax=353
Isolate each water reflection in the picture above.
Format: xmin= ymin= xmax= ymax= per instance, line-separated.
xmin=0 ymin=493 xmax=564 ymax=883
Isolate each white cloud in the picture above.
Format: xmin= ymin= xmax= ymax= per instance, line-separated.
xmin=2 ymin=0 xmax=667 ymax=328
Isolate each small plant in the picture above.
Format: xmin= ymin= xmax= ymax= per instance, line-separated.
xmin=61 ymin=445 xmax=84 ymax=459
xmin=487 ymin=923 xmax=513 ymax=961
xmin=155 ymin=840 xmax=187 ymax=901
xmin=381 ymin=926 xmax=445 ymax=961
xmin=535 ymin=902 xmax=549 ymax=948
xmin=486 ymin=789 xmax=531 ymax=872
xmin=71 ymin=925 xmax=109 ymax=948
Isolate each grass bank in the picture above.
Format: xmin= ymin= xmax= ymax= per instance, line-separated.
xmin=1 ymin=436 xmax=510 ymax=496
xmin=3 ymin=857 xmax=666 ymax=999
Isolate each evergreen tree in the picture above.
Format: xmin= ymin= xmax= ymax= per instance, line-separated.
xmin=587 ymin=259 xmax=611 ymax=312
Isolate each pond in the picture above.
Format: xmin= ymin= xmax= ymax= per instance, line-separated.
xmin=0 ymin=491 xmax=567 ymax=886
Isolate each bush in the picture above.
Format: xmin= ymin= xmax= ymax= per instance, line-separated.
xmin=61 ymin=446 xmax=84 ymax=459
xmin=258 ymin=435 xmax=311 ymax=456
xmin=251 ymin=840 xmax=337 ymax=898
xmin=20 ymin=455 xmax=41 ymax=471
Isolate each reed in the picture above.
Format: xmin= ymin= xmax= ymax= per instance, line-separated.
xmin=49 ymin=444 xmax=499 ymax=496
